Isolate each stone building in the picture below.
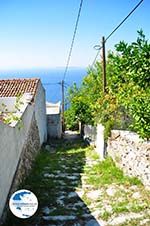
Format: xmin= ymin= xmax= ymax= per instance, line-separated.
xmin=46 ymin=101 xmax=62 ymax=139
xmin=0 ymin=78 xmax=47 ymax=220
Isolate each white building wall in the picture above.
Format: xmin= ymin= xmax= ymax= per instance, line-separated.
xmin=47 ymin=114 xmax=62 ymax=138
xmin=0 ymin=97 xmax=16 ymax=112
xmin=0 ymin=80 xmax=47 ymax=219
xmin=0 ymin=104 xmax=34 ymax=219
xmin=34 ymin=81 xmax=47 ymax=144
xmin=83 ymin=124 xmax=105 ymax=159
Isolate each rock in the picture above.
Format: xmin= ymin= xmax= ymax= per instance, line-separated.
xmin=85 ymin=219 xmax=101 ymax=226
xmin=72 ymin=167 xmax=78 ymax=170
xmin=47 ymin=225 xmax=57 ymax=226
xmin=82 ymin=184 xmax=94 ymax=189
xmin=91 ymin=209 xmax=102 ymax=218
xmin=76 ymin=190 xmax=84 ymax=198
xmin=42 ymin=207 xmax=51 ymax=215
xmin=140 ymin=218 xmax=150 ymax=225
xmin=105 ymin=205 xmax=113 ymax=213
xmin=86 ymin=190 xmax=102 ymax=200
xmin=108 ymin=212 xmax=144 ymax=225
xmin=43 ymin=215 xmax=76 ymax=221
xmin=68 ymin=192 xmax=78 ymax=198
xmin=54 ymin=170 xmax=61 ymax=174
xmin=111 ymin=130 xmax=120 ymax=140
xmin=70 ymin=181 xmax=79 ymax=185
xmin=57 ymin=195 xmax=65 ymax=200
xmin=58 ymin=180 xmax=66 ymax=186
xmin=45 ymin=145 xmax=51 ymax=152
xmin=132 ymin=191 xmax=141 ymax=199
xmin=42 ymin=206 xmax=56 ymax=215
xmin=73 ymin=223 xmax=81 ymax=226
xmin=107 ymin=130 xmax=150 ymax=188
xmin=56 ymin=198 xmax=65 ymax=206
xmin=74 ymin=201 xmax=85 ymax=207
xmin=44 ymin=173 xmax=55 ymax=178
xmin=106 ymin=187 xmax=116 ymax=196
xmin=130 ymin=185 xmax=138 ymax=191
xmin=67 ymin=175 xmax=79 ymax=180
xmin=61 ymin=165 xmax=69 ymax=169
xmin=82 ymin=213 xmax=92 ymax=218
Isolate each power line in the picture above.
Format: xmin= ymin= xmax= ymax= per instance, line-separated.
xmin=43 ymin=81 xmax=70 ymax=87
xmin=62 ymin=0 xmax=84 ymax=81
xmin=105 ymin=0 xmax=144 ymax=42
xmin=91 ymin=46 xmax=102 ymax=68
xmin=43 ymin=82 xmax=61 ymax=86
xmin=64 ymin=82 xmax=70 ymax=88
xmin=91 ymin=0 xmax=144 ymax=67
xmin=61 ymin=0 xmax=84 ymax=130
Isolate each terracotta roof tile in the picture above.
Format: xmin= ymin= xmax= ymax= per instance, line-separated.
xmin=0 ymin=78 xmax=40 ymax=97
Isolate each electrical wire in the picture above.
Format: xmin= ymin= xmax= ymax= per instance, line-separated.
xmin=43 ymin=82 xmax=61 ymax=86
xmin=90 ymin=46 xmax=102 ymax=69
xmin=62 ymin=0 xmax=84 ymax=81
xmin=45 ymin=0 xmax=144 ymax=101
xmin=91 ymin=0 xmax=144 ymax=67
xmin=43 ymin=81 xmax=69 ymax=87
xmin=105 ymin=0 xmax=144 ymax=43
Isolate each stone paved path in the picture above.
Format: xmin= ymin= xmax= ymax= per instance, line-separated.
xmin=4 ymin=131 xmax=150 ymax=226
xmin=39 ymin=132 xmax=103 ymax=226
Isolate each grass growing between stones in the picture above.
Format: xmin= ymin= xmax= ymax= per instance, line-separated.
xmin=3 ymin=136 xmax=150 ymax=226
xmin=81 ymin=148 xmax=150 ymax=225
xmin=84 ymin=155 xmax=141 ymax=187
xmin=3 ymin=138 xmax=90 ymax=226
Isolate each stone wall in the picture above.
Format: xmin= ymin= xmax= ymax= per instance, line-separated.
xmin=0 ymin=113 xmax=40 ymax=223
xmin=107 ymin=130 xmax=150 ymax=188
xmin=11 ymin=113 xmax=40 ymax=190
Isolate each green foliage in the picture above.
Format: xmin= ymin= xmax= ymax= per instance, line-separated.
xmin=64 ymin=108 xmax=78 ymax=130
xmin=65 ymin=63 xmax=102 ymax=129
xmin=107 ymin=30 xmax=150 ymax=139
xmin=66 ymin=30 xmax=150 ymax=139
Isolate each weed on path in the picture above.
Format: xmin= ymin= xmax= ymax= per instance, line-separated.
xmin=3 ymin=134 xmax=150 ymax=226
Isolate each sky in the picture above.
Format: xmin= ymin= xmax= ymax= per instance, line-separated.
xmin=0 ymin=0 xmax=149 ymax=70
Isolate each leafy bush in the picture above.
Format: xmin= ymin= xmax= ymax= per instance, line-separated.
xmin=65 ymin=30 xmax=150 ymax=139
xmin=107 ymin=30 xmax=150 ymax=139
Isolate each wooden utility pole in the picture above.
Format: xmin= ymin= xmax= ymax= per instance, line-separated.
xmin=61 ymin=80 xmax=65 ymax=132
xmin=102 ymin=36 xmax=107 ymax=93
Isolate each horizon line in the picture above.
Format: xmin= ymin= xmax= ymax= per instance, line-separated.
xmin=0 ymin=66 xmax=87 ymax=72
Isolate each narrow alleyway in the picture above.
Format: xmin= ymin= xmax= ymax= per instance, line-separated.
xmin=4 ymin=132 xmax=103 ymax=226
xmin=4 ymin=131 xmax=150 ymax=226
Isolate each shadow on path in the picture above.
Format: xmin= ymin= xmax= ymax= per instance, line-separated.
xmin=3 ymin=131 xmax=103 ymax=226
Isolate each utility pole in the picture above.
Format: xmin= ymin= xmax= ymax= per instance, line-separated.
xmin=61 ymin=80 xmax=65 ymax=132
xmin=102 ymin=36 xmax=107 ymax=93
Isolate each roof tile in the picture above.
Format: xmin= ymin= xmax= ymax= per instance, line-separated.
xmin=0 ymin=78 xmax=40 ymax=97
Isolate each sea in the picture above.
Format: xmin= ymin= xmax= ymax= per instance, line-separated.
xmin=0 ymin=68 xmax=87 ymax=103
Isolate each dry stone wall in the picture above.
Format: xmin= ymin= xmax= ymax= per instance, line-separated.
xmin=11 ymin=113 xmax=40 ymax=190
xmin=107 ymin=130 xmax=150 ymax=188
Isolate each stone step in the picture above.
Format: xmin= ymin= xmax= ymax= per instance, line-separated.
xmin=43 ymin=215 xmax=77 ymax=221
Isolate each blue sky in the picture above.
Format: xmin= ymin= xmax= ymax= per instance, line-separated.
xmin=0 ymin=0 xmax=149 ymax=70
